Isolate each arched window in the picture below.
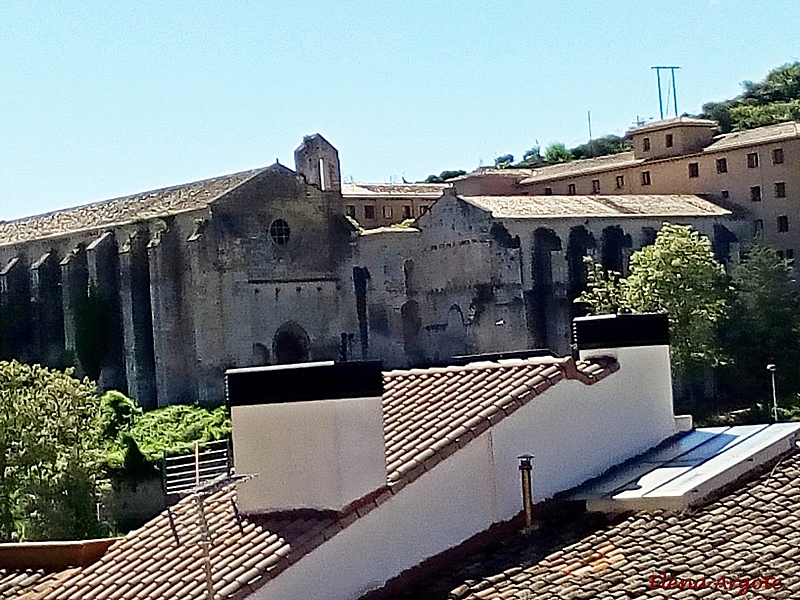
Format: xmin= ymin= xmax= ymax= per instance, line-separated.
xmin=273 ymin=323 xmax=310 ymax=364
xmin=269 ymin=219 xmax=291 ymax=245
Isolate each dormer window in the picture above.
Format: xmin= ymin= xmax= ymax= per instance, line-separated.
xmin=665 ymin=134 xmax=673 ymax=148
xmin=643 ymin=137 xmax=651 ymax=152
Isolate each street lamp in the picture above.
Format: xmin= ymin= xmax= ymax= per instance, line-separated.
xmin=767 ymin=364 xmax=778 ymax=422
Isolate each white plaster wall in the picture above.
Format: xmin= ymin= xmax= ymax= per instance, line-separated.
xmin=253 ymin=435 xmax=497 ymax=600
xmin=249 ymin=345 xmax=677 ymax=599
xmin=233 ymin=396 xmax=386 ymax=513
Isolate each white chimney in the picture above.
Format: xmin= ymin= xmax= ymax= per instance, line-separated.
xmin=228 ymin=361 xmax=386 ymax=514
xmin=573 ymin=313 xmax=687 ymax=431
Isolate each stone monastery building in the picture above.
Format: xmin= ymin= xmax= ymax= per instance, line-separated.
xmin=0 ymin=122 xmax=776 ymax=407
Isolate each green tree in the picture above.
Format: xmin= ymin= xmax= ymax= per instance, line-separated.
xmin=720 ymin=244 xmax=800 ymax=402
xmin=0 ymin=361 xmax=104 ymax=541
xmin=578 ymin=224 xmax=728 ymax=374
xmin=494 ymin=154 xmax=514 ymax=168
xmin=423 ymin=169 xmax=466 ymax=183
xmin=570 ymin=135 xmax=631 ymax=159
xmin=543 ymin=142 xmax=573 ymax=163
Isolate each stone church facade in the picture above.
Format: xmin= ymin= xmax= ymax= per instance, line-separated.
xmin=0 ymin=134 xmax=742 ymax=407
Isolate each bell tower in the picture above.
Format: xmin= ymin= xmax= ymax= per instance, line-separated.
xmin=294 ymin=133 xmax=341 ymax=192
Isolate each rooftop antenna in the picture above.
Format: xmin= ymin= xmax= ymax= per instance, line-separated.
xmin=587 ymin=110 xmax=593 ymax=157
xmin=651 ymin=66 xmax=681 ymax=119
xmin=162 ymin=439 xmax=252 ymax=600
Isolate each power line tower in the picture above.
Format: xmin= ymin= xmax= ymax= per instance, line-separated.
xmin=651 ymin=66 xmax=681 ymax=119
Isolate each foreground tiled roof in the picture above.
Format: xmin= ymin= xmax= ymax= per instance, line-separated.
xmin=0 ymin=569 xmax=57 ymax=599
xmin=0 ymin=168 xmax=266 ymax=248
xmin=395 ymin=450 xmax=800 ymax=600
xmin=22 ymin=356 xmax=617 ymax=600
xmin=459 ymin=194 xmax=730 ymax=219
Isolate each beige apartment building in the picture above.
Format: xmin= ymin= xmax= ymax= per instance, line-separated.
xmin=341 ymin=182 xmax=448 ymax=227
xmin=455 ymin=118 xmax=800 ymax=259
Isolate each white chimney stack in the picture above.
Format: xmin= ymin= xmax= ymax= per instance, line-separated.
xmin=228 ymin=361 xmax=386 ymax=514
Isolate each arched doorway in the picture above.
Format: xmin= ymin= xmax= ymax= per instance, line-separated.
xmin=272 ymin=323 xmax=310 ymax=364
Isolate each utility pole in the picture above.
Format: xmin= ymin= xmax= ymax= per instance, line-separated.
xmin=651 ymin=66 xmax=681 ymax=119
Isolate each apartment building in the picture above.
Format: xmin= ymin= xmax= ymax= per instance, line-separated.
xmin=342 ymin=182 xmax=448 ymax=227
xmin=516 ymin=118 xmax=800 ymax=257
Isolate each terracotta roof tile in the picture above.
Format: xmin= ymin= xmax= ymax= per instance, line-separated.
xmin=395 ymin=451 xmax=800 ymax=600
xmin=25 ymin=356 xmax=617 ymax=600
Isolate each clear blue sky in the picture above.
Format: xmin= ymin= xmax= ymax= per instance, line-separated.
xmin=1 ymin=1 xmax=798 ymax=220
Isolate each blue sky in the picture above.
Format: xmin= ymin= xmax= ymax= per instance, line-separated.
xmin=1 ymin=1 xmax=798 ymax=220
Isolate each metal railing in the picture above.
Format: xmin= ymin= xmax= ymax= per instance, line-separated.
xmin=161 ymin=438 xmax=232 ymax=496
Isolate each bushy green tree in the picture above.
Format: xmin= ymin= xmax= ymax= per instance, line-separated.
xmin=543 ymin=143 xmax=573 ymax=163
xmin=720 ymin=244 xmax=800 ymax=402
xmin=0 ymin=361 xmax=104 ymax=541
xmin=423 ymin=169 xmax=466 ymax=183
xmin=494 ymin=154 xmax=514 ymax=168
xmin=570 ymin=135 xmax=631 ymax=159
xmin=700 ymin=62 xmax=800 ymax=132
xmin=578 ymin=224 xmax=729 ymax=374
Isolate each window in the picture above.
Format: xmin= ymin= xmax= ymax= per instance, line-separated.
xmin=754 ymin=219 xmax=764 ymax=236
xmin=544 ymin=187 xmax=553 ymax=195
xmin=402 ymin=205 xmax=412 ymax=219
xmin=747 ymin=152 xmax=759 ymax=168
xmin=773 ymin=148 xmax=785 ymax=164
xmin=750 ymin=186 xmax=762 ymax=202
xmin=591 ymin=179 xmax=601 ymax=193
xmin=419 ymin=205 xmax=429 ymax=214
xmin=778 ymin=250 xmax=785 ymax=259
xmin=641 ymin=171 xmax=651 ymax=186
xmin=778 ymin=215 xmax=789 ymax=233
xmin=382 ymin=205 xmax=393 ymax=219
xmin=775 ymin=182 xmax=787 ymax=198
xmin=364 ymin=205 xmax=376 ymax=219
xmin=346 ymin=205 xmax=356 ymax=218
xmin=615 ymin=175 xmax=625 ymax=189
xmin=568 ymin=183 xmax=576 ymax=195
xmin=716 ymin=158 xmax=728 ymax=174
xmin=688 ymin=163 xmax=699 ymax=178
xmin=721 ymin=190 xmax=730 ymax=199
xmin=665 ymin=134 xmax=673 ymax=148
xmin=788 ymin=249 xmax=795 ymax=260
xmin=269 ymin=219 xmax=291 ymax=245
xmin=643 ymin=137 xmax=651 ymax=152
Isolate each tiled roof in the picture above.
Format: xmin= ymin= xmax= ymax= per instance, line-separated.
xmin=342 ymin=183 xmax=450 ymax=197
xmin=402 ymin=450 xmax=800 ymax=600
xmin=519 ymin=152 xmax=640 ymax=184
xmin=0 ymin=168 xmax=266 ymax=248
xmin=627 ymin=116 xmax=718 ymax=135
xmin=0 ymin=569 xmax=57 ymax=599
xmin=459 ymin=194 xmax=731 ymax=219
xmin=23 ymin=356 xmax=617 ymax=600
xmin=705 ymin=120 xmax=800 ymax=152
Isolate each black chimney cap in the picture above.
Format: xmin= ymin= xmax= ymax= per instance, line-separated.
xmin=573 ymin=313 xmax=669 ymax=350
xmin=226 ymin=361 xmax=383 ymax=406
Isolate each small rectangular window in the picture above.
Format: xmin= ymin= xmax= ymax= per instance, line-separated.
xmin=750 ymin=186 xmax=762 ymax=202
xmin=721 ymin=190 xmax=730 ymax=199
xmin=773 ymin=148 xmax=785 ymax=164
xmin=346 ymin=205 xmax=356 ymax=218
xmin=382 ymin=205 xmax=393 ymax=219
xmin=754 ymin=219 xmax=764 ymax=236
xmin=364 ymin=205 xmax=376 ymax=219
xmin=787 ymin=249 xmax=795 ymax=260
xmin=778 ymin=215 xmax=789 ymax=233
xmin=778 ymin=250 xmax=785 ymax=259
xmin=747 ymin=152 xmax=759 ymax=168
xmin=591 ymin=179 xmax=601 ymax=193
xmin=776 ymin=182 xmax=787 ymax=198
xmin=419 ymin=205 xmax=429 ymax=214
xmin=544 ymin=187 xmax=553 ymax=195
xmin=568 ymin=183 xmax=576 ymax=195
xmin=665 ymin=134 xmax=673 ymax=148
xmin=641 ymin=171 xmax=651 ymax=186
xmin=615 ymin=175 xmax=625 ymax=189
xmin=716 ymin=158 xmax=728 ymax=174
xmin=688 ymin=163 xmax=699 ymax=178
xmin=643 ymin=137 xmax=651 ymax=152
xmin=402 ymin=205 xmax=412 ymax=219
